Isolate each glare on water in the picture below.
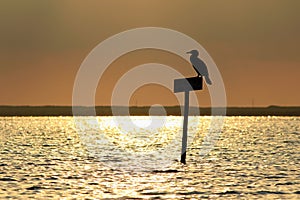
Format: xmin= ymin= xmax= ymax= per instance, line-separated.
xmin=0 ymin=116 xmax=299 ymax=199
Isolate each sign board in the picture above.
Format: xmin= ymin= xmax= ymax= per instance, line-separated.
xmin=174 ymin=76 xmax=203 ymax=93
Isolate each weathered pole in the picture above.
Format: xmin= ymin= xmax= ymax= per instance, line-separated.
xmin=180 ymin=90 xmax=189 ymax=164
xmin=174 ymin=76 xmax=202 ymax=164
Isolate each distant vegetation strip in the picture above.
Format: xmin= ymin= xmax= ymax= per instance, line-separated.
xmin=0 ymin=106 xmax=300 ymax=116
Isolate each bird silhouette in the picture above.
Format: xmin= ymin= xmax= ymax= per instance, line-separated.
xmin=187 ymin=50 xmax=212 ymax=85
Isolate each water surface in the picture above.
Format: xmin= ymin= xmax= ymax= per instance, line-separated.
xmin=0 ymin=116 xmax=299 ymax=199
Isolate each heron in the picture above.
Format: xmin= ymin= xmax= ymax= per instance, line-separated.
xmin=187 ymin=50 xmax=212 ymax=85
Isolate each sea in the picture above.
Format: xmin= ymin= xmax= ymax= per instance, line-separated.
xmin=0 ymin=116 xmax=299 ymax=199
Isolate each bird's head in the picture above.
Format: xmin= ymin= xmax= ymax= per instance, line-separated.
xmin=186 ymin=49 xmax=199 ymax=56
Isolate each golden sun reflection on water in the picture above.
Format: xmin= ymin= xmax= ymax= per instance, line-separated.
xmin=97 ymin=116 xmax=182 ymax=152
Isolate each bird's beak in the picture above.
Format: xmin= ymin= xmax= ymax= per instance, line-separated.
xmin=186 ymin=51 xmax=192 ymax=54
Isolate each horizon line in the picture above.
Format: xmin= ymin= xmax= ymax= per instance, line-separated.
xmin=0 ymin=105 xmax=300 ymax=108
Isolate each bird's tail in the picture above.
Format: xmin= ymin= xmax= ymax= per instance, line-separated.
xmin=205 ymin=76 xmax=212 ymax=85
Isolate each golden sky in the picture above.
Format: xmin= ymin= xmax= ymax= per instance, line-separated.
xmin=0 ymin=0 xmax=299 ymax=106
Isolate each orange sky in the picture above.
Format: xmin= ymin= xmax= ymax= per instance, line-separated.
xmin=0 ymin=0 xmax=299 ymax=107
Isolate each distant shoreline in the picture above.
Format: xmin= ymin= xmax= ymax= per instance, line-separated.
xmin=0 ymin=106 xmax=300 ymax=116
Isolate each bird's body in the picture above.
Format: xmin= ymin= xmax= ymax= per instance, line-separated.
xmin=187 ymin=50 xmax=212 ymax=85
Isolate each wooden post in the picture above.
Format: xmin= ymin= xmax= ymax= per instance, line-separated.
xmin=174 ymin=76 xmax=202 ymax=164
xmin=181 ymin=90 xmax=189 ymax=164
